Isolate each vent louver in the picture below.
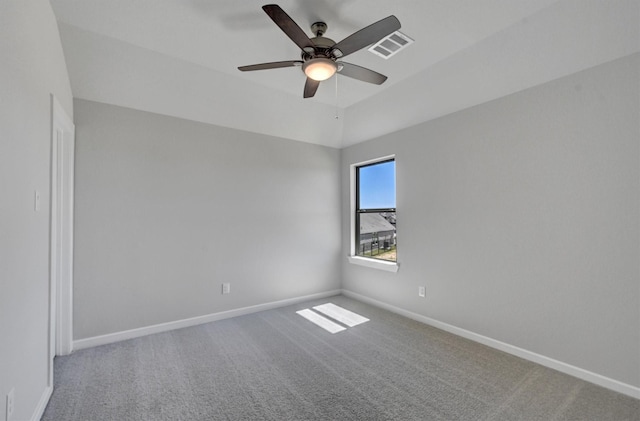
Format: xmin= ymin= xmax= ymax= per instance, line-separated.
xmin=368 ymin=31 xmax=414 ymax=59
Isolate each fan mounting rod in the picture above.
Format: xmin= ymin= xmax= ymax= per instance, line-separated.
xmin=311 ymin=22 xmax=327 ymax=37
xmin=305 ymin=22 xmax=335 ymax=57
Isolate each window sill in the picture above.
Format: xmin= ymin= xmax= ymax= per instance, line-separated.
xmin=347 ymin=256 xmax=399 ymax=273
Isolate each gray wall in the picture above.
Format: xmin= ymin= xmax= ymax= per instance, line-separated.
xmin=73 ymin=100 xmax=342 ymax=339
xmin=341 ymin=54 xmax=639 ymax=388
xmin=0 ymin=1 xmax=73 ymax=419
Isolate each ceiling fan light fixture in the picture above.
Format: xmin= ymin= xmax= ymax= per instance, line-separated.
xmin=303 ymin=58 xmax=337 ymax=81
xmin=239 ymin=5 xmax=399 ymax=98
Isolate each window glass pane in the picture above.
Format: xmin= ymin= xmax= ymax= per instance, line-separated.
xmin=357 ymin=212 xmax=396 ymax=261
xmin=358 ymin=160 xmax=396 ymax=209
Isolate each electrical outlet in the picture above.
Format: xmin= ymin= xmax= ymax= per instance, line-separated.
xmin=6 ymin=387 xmax=14 ymax=421
xmin=418 ymin=286 xmax=426 ymax=298
xmin=221 ymin=283 xmax=231 ymax=295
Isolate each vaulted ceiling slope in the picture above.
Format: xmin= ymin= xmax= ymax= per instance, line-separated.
xmin=51 ymin=0 xmax=639 ymax=148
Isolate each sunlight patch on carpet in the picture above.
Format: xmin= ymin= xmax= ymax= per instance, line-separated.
xmin=313 ymin=303 xmax=369 ymax=327
xmin=296 ymin=308 xmax=346 ymax=333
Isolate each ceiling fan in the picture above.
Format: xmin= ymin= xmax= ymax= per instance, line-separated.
xmin=238 ymin=4 xmax=401 ymax=98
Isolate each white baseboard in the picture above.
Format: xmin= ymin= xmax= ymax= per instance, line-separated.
xmin=342 ymin=289 xmax=640 ymax=400
xmin=31 ymin=385 xmax=52 ymax=421
xmin=73 ymin=290 xmax=342 ymax=351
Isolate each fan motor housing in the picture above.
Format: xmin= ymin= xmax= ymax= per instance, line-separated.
xmin=311 ymin=36 xmax=335 ymax=49
xmin=302 ymin=38 xmax=336 ymax=61
xmin=302 ymin=22 xmax=335 ymax=59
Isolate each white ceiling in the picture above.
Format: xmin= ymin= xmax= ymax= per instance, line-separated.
xmin=50 ymin=0 xmax=639 ymax=148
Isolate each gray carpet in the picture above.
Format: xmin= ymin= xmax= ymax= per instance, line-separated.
xmin=42 ymin=295 xmax=639 ymax=420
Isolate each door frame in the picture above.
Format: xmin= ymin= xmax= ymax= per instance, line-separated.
xmin=49 ymin=95 xmax=75 ymax=387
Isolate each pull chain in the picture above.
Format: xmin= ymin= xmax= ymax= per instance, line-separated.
xmin=335 ymin=73 xmax=339 ymax=120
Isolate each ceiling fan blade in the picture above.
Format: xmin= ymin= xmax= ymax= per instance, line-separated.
xmin=303 ymin=78 xmax=320 ymax=98
xmin=262 ymin=4 xmax=315 ymax=53
xmin=338 ymin=62 xmax=388 ymax=85
xmin=238 ymin=60 xmax=303 ymax=71
xmin=331 ymin=15 xmax=400 ymax=58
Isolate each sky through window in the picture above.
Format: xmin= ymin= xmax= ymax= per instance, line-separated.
xmin=359 ymin=160 xmax=396 ymax=209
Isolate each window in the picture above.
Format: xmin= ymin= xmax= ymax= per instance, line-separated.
xmin=355 ymin=158 xmax=396 ymax=262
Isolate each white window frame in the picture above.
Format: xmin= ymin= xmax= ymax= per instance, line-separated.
xmin=348 ymin=155 xmax=399 ymax=273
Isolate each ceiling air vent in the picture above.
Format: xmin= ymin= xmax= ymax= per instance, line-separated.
xmin=368 ymin=31 xmax=414 ymax=59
